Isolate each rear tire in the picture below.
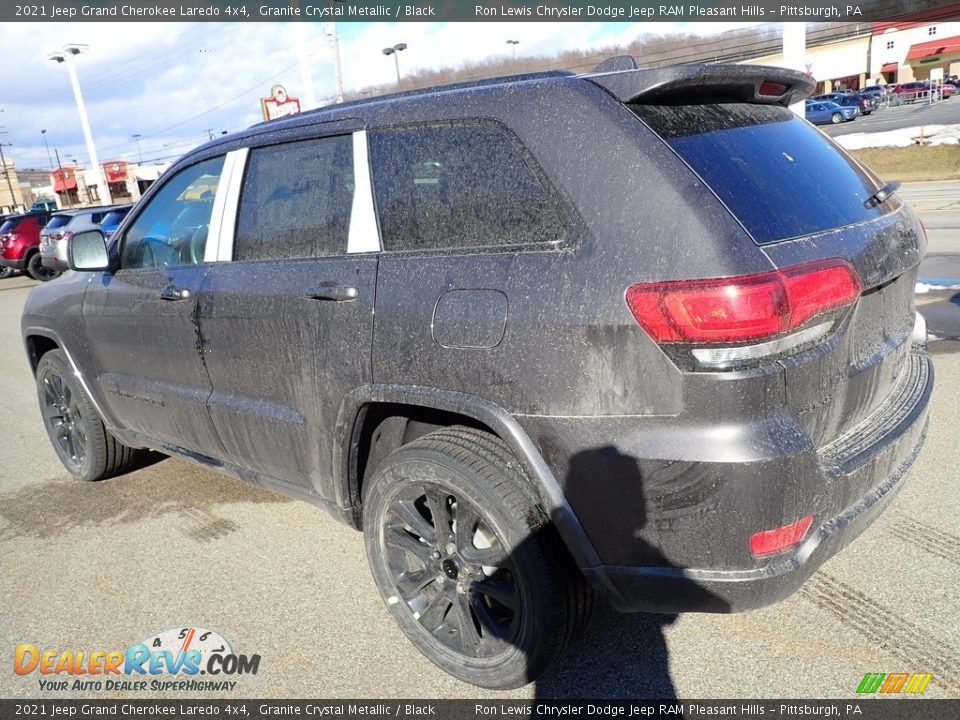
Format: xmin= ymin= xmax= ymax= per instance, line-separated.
xmin=36 ymin=349 xmax=146 ymax=481
xmin=363 ymin=427 xmax=593 ymax=689
xmin=27 ymin=252 xmax=60 ymax=282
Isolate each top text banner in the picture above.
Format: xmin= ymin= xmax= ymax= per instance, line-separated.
xmin=6 ymin=0 xmax=955 ymax=23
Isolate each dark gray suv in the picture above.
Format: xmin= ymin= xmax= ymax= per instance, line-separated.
xmin=21 ymin=62 xmax=933 ymax=689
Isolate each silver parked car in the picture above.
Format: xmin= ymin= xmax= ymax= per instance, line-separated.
xmin=40 ymin=205 xmax=132 ymax=271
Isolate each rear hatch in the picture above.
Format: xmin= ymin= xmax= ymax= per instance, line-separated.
xmin=590 ymin=64 xmax=924 ymax=448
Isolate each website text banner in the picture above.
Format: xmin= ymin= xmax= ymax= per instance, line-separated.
xmin=1 ymin=700 xmax=959 ymax=719
xmin=5 ymin=0 xmax=958 ymax=23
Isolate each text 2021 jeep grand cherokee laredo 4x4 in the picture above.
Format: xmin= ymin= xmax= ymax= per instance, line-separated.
xmin=21 ymin=62 xmax=932 ymax=689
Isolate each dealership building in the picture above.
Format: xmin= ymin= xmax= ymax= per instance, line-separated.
xmin=748 ymin=15 xmax=960 ymax=92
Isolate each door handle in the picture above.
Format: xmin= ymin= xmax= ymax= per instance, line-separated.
xmin=306 ymin=285 xmax=359 ymax=302
xmin=159 ymin=286 xmax=191 ymax=301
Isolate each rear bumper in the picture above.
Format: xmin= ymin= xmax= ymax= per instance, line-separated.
xmin=0 ymin=255 xmax=28 ymax=270
xmin=589 ymin=412 xmax=928 ymax=612
xmin=526 ymin=349 xmax=933 ymax=613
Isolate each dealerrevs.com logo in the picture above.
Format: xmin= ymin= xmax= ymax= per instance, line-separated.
xmin=14 ymin=626 xmax=261 ymax=692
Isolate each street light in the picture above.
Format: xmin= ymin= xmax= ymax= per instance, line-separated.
xmin=131 ymin=133 xmax=143 ymax=164
xmin=507 ymin=39 xmax=519 ymax=60
xmin=382 ymin=43 xmax=407 ymax=89
xmin=40 ymin=129 xmax=54 ymax=170
xmin=48 ymin=44 xmax=113 ymax=205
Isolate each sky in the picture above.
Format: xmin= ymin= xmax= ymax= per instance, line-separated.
xmin=0 ymin=21 xmax=758 ymax=178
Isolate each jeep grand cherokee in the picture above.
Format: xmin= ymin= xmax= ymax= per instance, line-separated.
xmin=21 ymin=61 xmax=932 ymax=688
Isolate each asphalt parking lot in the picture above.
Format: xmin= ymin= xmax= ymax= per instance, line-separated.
xmin=2 ymin=225 xmax=959 ymax=700
xmin=821 ymin=94 xmax=960 ymax=137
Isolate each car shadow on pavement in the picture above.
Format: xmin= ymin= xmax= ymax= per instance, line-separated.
xmin=534 ymin=446 xmax=729 ymax=699
xmin=0 ymin=456 xmax=292 ymax=543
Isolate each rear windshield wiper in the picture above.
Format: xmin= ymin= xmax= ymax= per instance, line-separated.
xmin=864 ymin=180 xmax=900 ymax=208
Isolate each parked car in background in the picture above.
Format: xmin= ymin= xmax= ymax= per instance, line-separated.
xmin=938 ymin=82 xmax=956 ymax=99
xmin=29 ymin=198 xmax=58 ymax=213
xmin=892 ymin=81 xmax=945 ymax=102
xmin=98 ymin=205 xmax=134 ymax=242
xmin=0 ymin=212 xmax=52 ymax=280
xmin=21 ymin=62 xmax=932 ymax=689
xmin=40 ymin=204 xmax=132 ymax=271
xmin=812 ymin=93 xmax=873 ymax=115
xmin=805 ymin=100 xmax=857 ymax=124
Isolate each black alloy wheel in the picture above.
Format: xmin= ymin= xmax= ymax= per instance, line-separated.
xmin=27 ymin=252 xmax=60 ymax=281
xmin=381 ymin=481 xmax=520 ymax=659
xmin=35 ymin=350 xmax=147 ymax=481
xmin=41 ymin=368 xmax=87 ymax=470
xmin=363 ymin=426 xmax=593 ymax=689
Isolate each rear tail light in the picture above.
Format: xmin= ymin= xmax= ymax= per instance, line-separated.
xmin=625 ymin=259 xmax=861 ymax=345
xmin=749 ymin=515 xmax=814 ymax=557
xmin=49 ymin=232 xmax=62 ymax=240
xmin=62 ymin=231 xmax=74 ymax=240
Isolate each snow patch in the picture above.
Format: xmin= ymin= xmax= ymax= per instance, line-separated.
xmin=835 ymin=124 xmax=960 ymax=150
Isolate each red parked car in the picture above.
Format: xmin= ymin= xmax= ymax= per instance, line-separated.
xmin=0 ymin=212 xmax=55 ymax=280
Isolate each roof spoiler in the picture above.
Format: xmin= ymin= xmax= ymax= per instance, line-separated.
xmin=583 ymin=63 xmax=815 ymax=107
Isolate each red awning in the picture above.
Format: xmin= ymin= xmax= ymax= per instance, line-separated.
xmin=881 ymin=62 xmax=898 ymax=73
xmin=53 ymin=178 xmax=77 ymax=193
xmin=906 ymin=35 xmax=960 ymax=61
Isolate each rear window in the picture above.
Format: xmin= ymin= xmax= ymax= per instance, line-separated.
xmin=101 ymin=209 xmax=129 ymax=226
xmin=631 ymin=103 xmax=894 ymax=244
xmin=0 ymin=219 xmax=21 ymax=233
xmin=46 ymin=215 xmax=72 ymax=229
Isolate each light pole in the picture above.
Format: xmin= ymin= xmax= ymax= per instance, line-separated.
xmin=48 ymin=44 xmax=113 ymax=205
xmin=383 ymin=43 xmax=407 ymax=89
xmin=40 ymin=129 xmax=54 ymax=170
xmin=507 ymin=39 xmax=519 ymax=60
xmin=131 ymin=133 xmax=143 ymax=164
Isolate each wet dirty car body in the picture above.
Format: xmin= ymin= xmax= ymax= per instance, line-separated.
xmin=20 ymin=61 xmax=933 ymax=688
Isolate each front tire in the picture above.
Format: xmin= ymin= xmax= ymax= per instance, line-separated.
xmin=363 ymin=427 xmax=592 ymax=689
xmin=0 ymin=266 xmax=14 ymax=279
xmin=27 ymin=252 xmax=60 ymax=281
xmin=831 ymin=112 xmax=843 ymax=124
xmin=36 ymin=349 xmax=145 ymax=481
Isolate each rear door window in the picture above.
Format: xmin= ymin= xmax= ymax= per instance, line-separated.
xmin=234 ymin=135 xmax=354 ymax=261
xmin=0 ymin=219 xmax=19 ymax=233
xmin=631 ymin=103 xmax=893 ymax=244
xmin=45 ymin=215 xmax=71 ymax=230
xmin=369 ymin=120 xmax=566 ymax=251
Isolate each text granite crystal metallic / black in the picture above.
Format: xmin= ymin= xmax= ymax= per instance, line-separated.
xmin=19 ymin=60 xmax=934 ymax=689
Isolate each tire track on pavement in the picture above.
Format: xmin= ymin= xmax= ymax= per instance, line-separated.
xmin=888 ymin=517 xmax=960 ymax=567
xmin=800 ymin=572 xmax=960 ymax=694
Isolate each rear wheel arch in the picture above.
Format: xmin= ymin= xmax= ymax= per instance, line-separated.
xmin=333 ymin=386 xmax=604 ymax=571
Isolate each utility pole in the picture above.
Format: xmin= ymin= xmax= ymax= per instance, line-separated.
xmin=131 ymin=133 xmax=143 ymax=163
xmin=330 ymin=22 xmax=344 ymax=103
xmin=54 ymin=148 xmax=72 ymax=209
xmin=782 ymin=23 xmax=807 ymax=117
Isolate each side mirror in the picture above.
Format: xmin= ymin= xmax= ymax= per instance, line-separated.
xmin=68 ymin=230 xmax=111 ymax=272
